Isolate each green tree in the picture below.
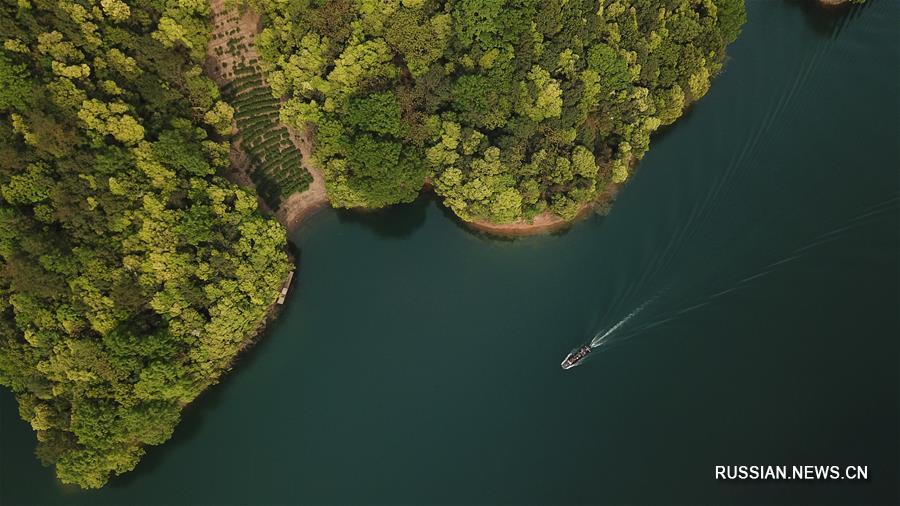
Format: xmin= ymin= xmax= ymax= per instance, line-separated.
xmin=251 ymin=0 xmax=746 ymax=223
xmin=0 ymin=53 xmax=32 ymax=112
xmin=0 ymin=0 xmax=293 ymax=490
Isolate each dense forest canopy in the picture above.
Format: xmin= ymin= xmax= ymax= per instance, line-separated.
xmin=0 ymin=0 xmax=746 ymax=490
xmin=254 ymin=0 xmax=746 ymax=223
xmin=0 ymin=0 xmax=291 ymax=489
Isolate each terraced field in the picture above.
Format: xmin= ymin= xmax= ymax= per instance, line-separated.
xmin=208 ymin=8 xmax=312 ymax=209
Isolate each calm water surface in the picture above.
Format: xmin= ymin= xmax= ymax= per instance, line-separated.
xmin=2 ymin=1 xmax=898 ymax=504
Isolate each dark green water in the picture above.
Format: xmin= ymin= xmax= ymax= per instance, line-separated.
xmin=2 ymin=1 xmax=898 ymax=504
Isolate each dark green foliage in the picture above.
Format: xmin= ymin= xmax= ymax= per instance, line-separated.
xmin=345 ymin=92 xmax=405 ymax=138
xmin=587 ymin=44 xmax=632 ymax=93
xmin=451 ymin=73 xmax=514 ymax=130
xmin=256 ymin=0 xmax=746 ymax=222
xmin=343 ymin=134 xmax=425 ymax=207
xmin=0 ymin=0 xmax=292 ymax=489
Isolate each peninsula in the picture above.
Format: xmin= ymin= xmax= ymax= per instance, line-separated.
xmin=0 ymin=0 xmax=746 ymax=489
xmin=249 ymin=0 xmax=746 ymax=232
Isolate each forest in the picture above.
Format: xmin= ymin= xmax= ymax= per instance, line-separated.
xmin=253 ymin=0 xmax=746 ymax=223
xmin=0 ymin=0 xmax=291 ymax=489
xmin=1 ymin=0 xmax=746 ymax=490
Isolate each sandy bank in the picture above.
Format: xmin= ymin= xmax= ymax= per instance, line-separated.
xmin=465 ymin=179 xmax=623 ymax=236
xmin=466 ymin=207 xmax=590 ymax=236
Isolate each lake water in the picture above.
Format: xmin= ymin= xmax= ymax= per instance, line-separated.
xmin=1 ymin=1 xmax=897 ymax=504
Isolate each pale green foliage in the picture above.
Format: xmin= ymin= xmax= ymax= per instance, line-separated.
xmin=1 ymin=163 xmax=53 ymax=204
xmin=100 ymin=0 xmax=131 ymax=21
xmin=611 ymin=157 xmax=630 ymax=183
xmin=0 ymin=53 xmax=31 ymax=111
xmin=77 ymin=99 xmax=145 ymax=145
xmin=37 ymin=31 xmax=84 ymax=62
xmin=280 ymin=98 xmax=323 ymax=128
xmin=358 ymin=0 xmax=400 ymax=36
xmin=571 ymin=146 xmax=598 ymax=179
xmin=688 ymin=63 xmax=711 ymax=99
xmin=203 ymin=101 xmax=235 ymax=135
xmin=105 ymin=48 xmax=141 ymax=77
xmin=263 ymin=32 xmax=330 ymax=98
xmin=153 ymin=17 xmax=191 ymax=48
xmin=518 ymin=66 xmax=563 ymax=122
xmin=3 ymin=38 xmax=29 ymax=53
xmin=328 ymin=38 xmax=397 ymax=93
xmin=51 ymin=61 xmax=91 ymax=79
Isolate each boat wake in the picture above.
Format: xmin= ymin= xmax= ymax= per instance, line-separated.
xmin=589 ymin=299 xmax=654 ymax=348
xmin=562 ymin=197 xmax=897 ymax=370
xmin=561 ymin=298 xmax=657 ymax=370
xmin=610 ymin=197 xmax=898 ymax=343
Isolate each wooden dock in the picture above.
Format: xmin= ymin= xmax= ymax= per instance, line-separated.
xmin=276 ymin=270 xmax=294 ymax=305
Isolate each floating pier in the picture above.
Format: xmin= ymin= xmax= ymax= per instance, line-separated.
xmin=276 ymin=270 xmax=294 ymax=305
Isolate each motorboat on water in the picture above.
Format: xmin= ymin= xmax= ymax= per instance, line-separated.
xmin=561 ymin=344 xmax=592 ymax=370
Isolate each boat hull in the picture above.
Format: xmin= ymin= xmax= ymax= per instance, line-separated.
xmin=561 ymin=345 xmax=592 ymax=369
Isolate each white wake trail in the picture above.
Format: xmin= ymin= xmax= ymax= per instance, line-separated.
xmin=590 ymin=299 xmax=654 ymax=348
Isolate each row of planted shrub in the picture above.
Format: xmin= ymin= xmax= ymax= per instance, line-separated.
xmin=223 ymin=59 xmax=313 ymax=208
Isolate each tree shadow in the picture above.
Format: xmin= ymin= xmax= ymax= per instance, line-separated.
xmin=335 ymin=195 xmax=429 ymax=239
xmin=649 ymin=105 xmax=698 ymax=147
xmin=783 ymin=0 xmax=870 ymax=39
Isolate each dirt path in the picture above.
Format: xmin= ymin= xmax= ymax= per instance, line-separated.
xmin=205 ymin=0 xmax=328 ymax=231
xmin=275 ymin=130 xmax=328 ymax=230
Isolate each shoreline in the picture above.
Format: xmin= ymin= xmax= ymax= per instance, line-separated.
xmin=465 ymin=205 xmax=594 ymax=237
xmin=279 ymin=178 xmax=625 ymax=237
xmin=464 ymin=156 xmax=631 ymax=236
xmin=464 ymin=182 xmax=622 ymax=236
xmin=206 ymin=2 xmax=632 ymax=239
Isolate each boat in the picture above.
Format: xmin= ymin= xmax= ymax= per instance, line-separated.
xmin=561 ymin=344 xmax=592 ymax=370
